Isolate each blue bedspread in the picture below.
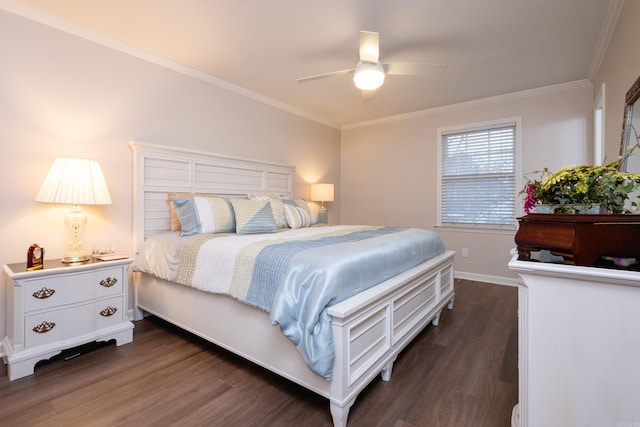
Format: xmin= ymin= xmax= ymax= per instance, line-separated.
xmin=262 ymin=227 xmax=445 ymax=379
xmin=168 ymin=225 xmax=445 ymax=379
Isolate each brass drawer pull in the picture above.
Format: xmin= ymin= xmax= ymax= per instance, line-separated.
xmin=33 ymin=321 xmax=56 ymax=333
xmin=100 ymin=306 xmax=118 ymax=317
xmin=32 ymin=287 xmax=56 ymax=299
xmin=100 ymin=277 xmax=118 ymax=288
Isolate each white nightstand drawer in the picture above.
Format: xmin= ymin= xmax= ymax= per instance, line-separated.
xmin=23 ymin=267 xmax=123 ymax=312
xmin=24 ymin=296 xmax=124 ymax=348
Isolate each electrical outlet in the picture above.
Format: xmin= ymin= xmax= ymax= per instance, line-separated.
xmin=462 ymin=248 xmax=469 ymax=257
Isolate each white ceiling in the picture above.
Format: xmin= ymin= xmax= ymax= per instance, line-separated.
xmin=12 ymin=0 xmax=616 ymax=128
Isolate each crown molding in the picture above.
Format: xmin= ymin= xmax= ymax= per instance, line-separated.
xmin=587 ymin=0 xmax=625 ymax=82
xmin=0 ymin=0 xmax=339 ymax=129
xmin=342 ymin=79 xmax=593 ymax=130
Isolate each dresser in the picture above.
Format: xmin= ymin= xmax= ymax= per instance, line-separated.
xmin=2 ymin=258 xmax=134 ymax=381
xmin=508 ymin=255 xmax=640 ymax=427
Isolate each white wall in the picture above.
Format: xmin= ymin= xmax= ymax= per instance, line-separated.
xmin=0 ymin=11 xmax=340 ymax=345
xmin=341 ymin=82 xmax=593 ymax=282
xmin=594 ymin=0 xmax=640 ymax=162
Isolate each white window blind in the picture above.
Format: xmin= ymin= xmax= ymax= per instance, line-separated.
xmin=440 ymin=124 xmax=516 ymax=227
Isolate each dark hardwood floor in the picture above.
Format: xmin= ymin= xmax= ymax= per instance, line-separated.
xmin=0 ymin=279 xmax=518 ymax=427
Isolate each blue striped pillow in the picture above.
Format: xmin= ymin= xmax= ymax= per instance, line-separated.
xmin=173 ymin=196 xmax=235 ymax=236
xmin=282 ymin=199 xmax=316 ymax=225
xmin=284 ymin=204 xmax=312 ymax=229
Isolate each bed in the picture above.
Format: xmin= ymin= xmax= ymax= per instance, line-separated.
xmin=129 ymin=141 xmax=455 ymax=427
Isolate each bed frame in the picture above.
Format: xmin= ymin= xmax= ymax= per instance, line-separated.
xmin=129 ymin=141 xmax=455 ymax=427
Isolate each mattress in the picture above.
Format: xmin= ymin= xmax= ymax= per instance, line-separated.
xmin=135 ymin=225 xmax=445 ymax=378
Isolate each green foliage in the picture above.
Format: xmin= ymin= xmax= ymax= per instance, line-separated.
xmin=522 ymin=144 xmax=640 ymax=214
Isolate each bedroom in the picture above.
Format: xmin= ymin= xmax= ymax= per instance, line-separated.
xmin=0 ymin=0 xmax=638 ymax=425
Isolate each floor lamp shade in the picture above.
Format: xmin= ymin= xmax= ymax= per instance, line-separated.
xmin=311 ymin=183 xmax=334 ymax=224
xmin=36 ymin=157 xmax=112 ymax=263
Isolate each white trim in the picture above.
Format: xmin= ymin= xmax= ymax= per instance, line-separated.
xmin=587 ymin=0 xmax=626 ymax=82
xmin=435 ymin=225 xmax=516 ymax=234
xmin=441 ymin=119 xmax=518 ymax=136
xmin=344 ymin=80 xmax=591 ymax=130
xmin=593 ymin=83 xmax=606 ymax=165
xmin=454 ymin=270 xmax=519 ymax=287
xmin=0 ymin=0 xmax=337 ymax=129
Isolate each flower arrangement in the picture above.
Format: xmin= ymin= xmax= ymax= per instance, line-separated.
xmin=522 ymin=143 xmax=640 ymax=214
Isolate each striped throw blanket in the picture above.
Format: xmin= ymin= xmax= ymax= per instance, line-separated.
xmin=169 ymin=225 xmax=445 ymax=379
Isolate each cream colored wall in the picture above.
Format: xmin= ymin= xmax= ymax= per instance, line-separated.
xmin=0 ymin=2 xmax=634 ymax=354
xmin=0 ymin=11 xmax=340 ymax=344
xmin=594 ymin=0 xmax=640 ymax=162
xmin=341 ymin=83 xmax=594 ymax=282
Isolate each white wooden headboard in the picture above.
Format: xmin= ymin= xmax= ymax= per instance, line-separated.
xmin=129 ymin=141 xmax=295 ymax=254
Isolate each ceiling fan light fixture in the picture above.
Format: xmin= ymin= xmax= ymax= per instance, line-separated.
xmin=353 ymin=62 xmax=385 ymax=90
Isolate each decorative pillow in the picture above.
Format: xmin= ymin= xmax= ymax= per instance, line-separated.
xmin=284 ymin=204 xmax=312 ymax=229
xmin=172 ymin=198 xmax=197 ymax=235
xmin=231 ymin=199 xmax=278 ymax=234
xmin=168 ymin=192 xmax=195 ymax=231
xmin=173 ymin=196 xmax=235 ymax=236
xmin=247 ymin=193 xmax=287 ymax=228
xmin=283 ymin=199 xmax=317 ymax=225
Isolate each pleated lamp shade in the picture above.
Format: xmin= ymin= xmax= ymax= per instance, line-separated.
xmin=36 ymin=157 xmax=112 ymax=205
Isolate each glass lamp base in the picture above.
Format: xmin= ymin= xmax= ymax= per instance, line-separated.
xmin=63 ymin=205 xmax=90 ymax=263
xmin=318 ymin=207 xmax=328 ymax=224
xmin=61 ymin=249 xmax=90 ymax=264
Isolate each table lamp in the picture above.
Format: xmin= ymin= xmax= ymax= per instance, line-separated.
xmin=311 ymin=183 xmax=334 ymax=224
xmin=35 ymin=157 xmax=112 ymax=263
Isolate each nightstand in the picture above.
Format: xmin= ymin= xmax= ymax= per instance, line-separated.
xmin=2 ymin=257 xmax=134 ymax=381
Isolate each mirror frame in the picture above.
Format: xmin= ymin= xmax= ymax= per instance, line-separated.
xmin=620 ymin=74 xmax=640 ymax=171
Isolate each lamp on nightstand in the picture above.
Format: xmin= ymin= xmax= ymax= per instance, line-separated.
xmin=311 ymin=183 xmax=334 ymax=224
xmin=36 ymin=157 xmax=112 ymax=263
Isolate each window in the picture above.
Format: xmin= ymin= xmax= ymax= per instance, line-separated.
xmin=438 ymin=119 xmax=520 ymax=230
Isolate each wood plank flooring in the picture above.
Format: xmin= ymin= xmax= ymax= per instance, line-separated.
xmin=0 ymin=279 xmax=518 ymax=426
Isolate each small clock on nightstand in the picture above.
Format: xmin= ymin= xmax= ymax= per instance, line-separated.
xmin=2 ymin=257 xmax=134 ymax=381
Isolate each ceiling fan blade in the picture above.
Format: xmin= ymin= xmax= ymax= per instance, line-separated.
xmin=385 ymin=62 xmax=448 ymax=75
xmin=359 ymin=31 xmax=380 ymax=63
xmin=297 ymin=68 xmax=354 ymax=83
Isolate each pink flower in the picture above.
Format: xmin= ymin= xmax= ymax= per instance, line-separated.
xmin=523 ymin=182 xmax=538 ymax=214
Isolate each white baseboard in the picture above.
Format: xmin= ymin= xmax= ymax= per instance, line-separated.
xmin=454 ymin=271 xmax=519 ymax=287
xmin=511 ymin=403 xmax=520 ymax=427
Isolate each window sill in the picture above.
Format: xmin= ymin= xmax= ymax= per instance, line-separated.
xmin=435 ymin=224 xmax=517 ymax=235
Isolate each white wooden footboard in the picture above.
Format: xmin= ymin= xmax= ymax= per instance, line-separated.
xmin=327 ymin=250 xmax=455 ymax=427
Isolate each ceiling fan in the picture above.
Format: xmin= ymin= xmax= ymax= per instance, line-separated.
xmin=297 ymin=31 xmax=446 ymax=96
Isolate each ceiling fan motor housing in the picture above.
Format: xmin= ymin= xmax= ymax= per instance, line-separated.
xmin=353 ymin=62 xmax=386 ymax=90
